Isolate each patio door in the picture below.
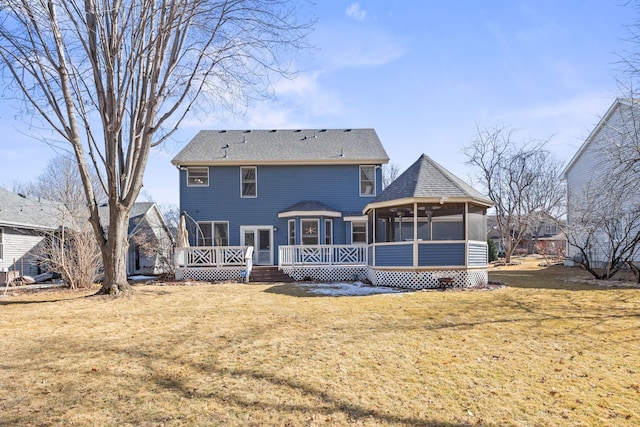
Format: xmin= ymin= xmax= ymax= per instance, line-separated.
xmin=241 ymin=227 xmax=273 ymax=265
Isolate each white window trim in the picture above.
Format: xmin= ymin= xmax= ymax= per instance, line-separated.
xmin=351 ymin=220 xmax=368 ymax=245
xmin=359 ymin=165 xmax=376 ymax=197
xmin=301 ymin=218 xmax=320 ymax=245
xmin=240 ymin=166 xmax=257 ymax=198
xmin=187 ymin=167 xmax=209 ymax=187
xmin=288 ymin=219 xmax=296 ymax=245
xmin=0 ymin=227 xmax=3 ymax=260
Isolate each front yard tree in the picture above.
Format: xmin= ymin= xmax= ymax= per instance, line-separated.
xmin=464 ymin=126 xmax=565 ymax=264
xmin=0 ymin=0 xmax=312 ymax=294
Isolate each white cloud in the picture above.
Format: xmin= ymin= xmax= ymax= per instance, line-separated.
xmin=315 ymin=26 xmax=407 ymax=70
xmin=346 ymin=2 xmax=367 ymax=22
xmin=493 ymin=93 xmax=617 ymax=162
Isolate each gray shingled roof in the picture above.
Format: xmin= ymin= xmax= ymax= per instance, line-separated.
xmin=279 ymin=201 xmax=340 ymax=214
xmin=172 ymin=129 xmax=389 ymax=165
xmin=98 ymin=202 xmax=155 ymax=234
xmin=369 ymin=154 xmax=493 ymax=206
xmin=0 ymin=187 xmax=72 ymax=230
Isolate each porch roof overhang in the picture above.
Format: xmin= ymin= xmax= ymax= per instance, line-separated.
xmin=363 ymin=197 xmax=494 ymax=214
xmin=278 ymin=201 xmax=342 ymax=218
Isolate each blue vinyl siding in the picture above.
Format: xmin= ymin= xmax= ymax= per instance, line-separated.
xmin=418 ymin=243 xmax=465 ymax=266
xmin=179 ymin=164 xmax=382 ymax=264
xmin=375 ymin=243 xmax=413 ymax=267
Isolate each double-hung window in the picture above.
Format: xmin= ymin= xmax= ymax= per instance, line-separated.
xmin=241 ymin=166 xmax=257 ymax=197
xmin=301 ymin=219 xmax=319 ymax=245
xmin=352 ymin=221 xmax=367 ymax=244
xmin=360 ymin=165 xmax=376 ymax=196
xmin=197 ymin=221 xmax=229 ymax=246
xmin=187 ymin=167 xmax=209 ymax=187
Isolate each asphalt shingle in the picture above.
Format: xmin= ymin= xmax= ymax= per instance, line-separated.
xmin=372 ymin=154 xmax=492 ymax=205
xmin=172 ymin=129 xmax=389 ymax=164
xmin=0 ymin=187 xmax=71 ymax=230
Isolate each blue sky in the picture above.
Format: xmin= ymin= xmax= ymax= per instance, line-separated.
xmin=0 ymin=1 xmax=634 ymax=205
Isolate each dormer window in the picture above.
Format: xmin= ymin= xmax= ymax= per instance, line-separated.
xmin=360 ymin=165 xmax=376 ymax=196
xmin=187 ymin=167 xmax=209 ymax=187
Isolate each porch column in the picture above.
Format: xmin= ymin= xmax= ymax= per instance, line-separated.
xmin=464 ymin=202 xmax=469 ymax=267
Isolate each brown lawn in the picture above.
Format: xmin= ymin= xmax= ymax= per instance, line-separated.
xmin=1 ymin=257 xmax=639 ymax=426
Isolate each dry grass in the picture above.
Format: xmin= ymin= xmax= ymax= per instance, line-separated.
xmin=1 ymin=258 xmax=639 ymax=426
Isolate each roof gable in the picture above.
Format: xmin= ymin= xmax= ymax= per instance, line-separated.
xmin=367 ymin=154 xmax=492 ymax=207
xmin=0 ymin=187 xmax=71 ymax=230
xmin=563 ymin=98 xmax=639 ymax=178
xmin=171 ymin=129 xmax=389 ymax=166
xmin=98 ymin=202 xmax=157 ymax=235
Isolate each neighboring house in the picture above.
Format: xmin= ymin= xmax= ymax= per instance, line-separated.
xmin=172 ymin=129 xmax=493 ymax=288
xmin=487 ymin=214 xmax=565 ymax=257
xmin=98 ymin=202 xmax=174 ymax=276
xmin=563 ymin=98 xmax=640 ymax=265
xmin=0 ymin=187 xmax=72 ymax=282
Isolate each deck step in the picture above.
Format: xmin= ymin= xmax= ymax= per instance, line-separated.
xmin=249 ymin=266 xmax=295 ymax=283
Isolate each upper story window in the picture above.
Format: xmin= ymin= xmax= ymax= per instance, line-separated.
xmin=360 ymin=165 xmax=376 ymax=196
xmin=0 ymin=227 xmax=3 ymax=260
xmin=241 ymin=166 xmax=257 ymax=198
xmin=187 ymin=167 xmax=209 ymax=187
xmin=301 ymin=219 xmax=319 ymax=245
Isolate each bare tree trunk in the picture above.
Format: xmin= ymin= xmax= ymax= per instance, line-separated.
xmin=97 ymin=205 xmax=132 ymax=294
xmin=0 ymin=1 xmax=313 ymax=297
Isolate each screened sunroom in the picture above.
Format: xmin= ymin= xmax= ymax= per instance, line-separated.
xmin=363 ymin=154 xmax=493 ymax=289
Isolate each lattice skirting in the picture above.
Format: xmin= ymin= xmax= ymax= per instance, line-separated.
xmin=175 ymin=267 xmax=245 ymax=282
xmin=281 ymin=266 xmax=368 ymax=282
xmin=367 ymin=268 xmax=488 ymax=290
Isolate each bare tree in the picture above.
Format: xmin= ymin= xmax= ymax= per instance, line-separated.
xmin=16 ymin=156 xmax=104 ymax=288
xmin=130 ymin=227 xmax=175 ymax=277
xmin=567 ymin=181 xmax=640 ymax=279
xmin=382 ymin=163 xmax=400 ymax=189
xmin=0 ymin=1 xmax=312 ymax=294
xmin=14 ymin=155 xmax=106 ymax=212
xmin=36 ymin=220 xmax=103 ymax=289
xmin=464 ymin=126 xmax=565 ymax=264
xmin=562 ymin=98 xmax=640 ymax=280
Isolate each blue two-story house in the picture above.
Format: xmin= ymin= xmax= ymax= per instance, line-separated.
xmin=172 ymin=129 xmax=493 ymax=289
xmin=172 ymin=128 xmax=389 ymax=281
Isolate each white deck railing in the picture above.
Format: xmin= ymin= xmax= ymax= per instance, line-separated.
xmin=279 ymin=245 xmax=368 ymax=267
xmin=175 ymin=246 xmax=251 ymax=268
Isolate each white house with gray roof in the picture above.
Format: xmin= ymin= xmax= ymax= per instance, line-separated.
xmin=0 ymin=187 xmax=72 ymax=282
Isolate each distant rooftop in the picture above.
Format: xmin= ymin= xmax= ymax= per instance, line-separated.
xmin=0 ymin=187 xmax=72 ymax=230
xmin=172 ymin=129 xmax=389 ymax=165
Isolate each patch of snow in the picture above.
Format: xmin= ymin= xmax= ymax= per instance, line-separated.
xmin=297 ymin=281 xmax=410 ymax=296
xmin=128 ymin=275 xmax=156 ymax=281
